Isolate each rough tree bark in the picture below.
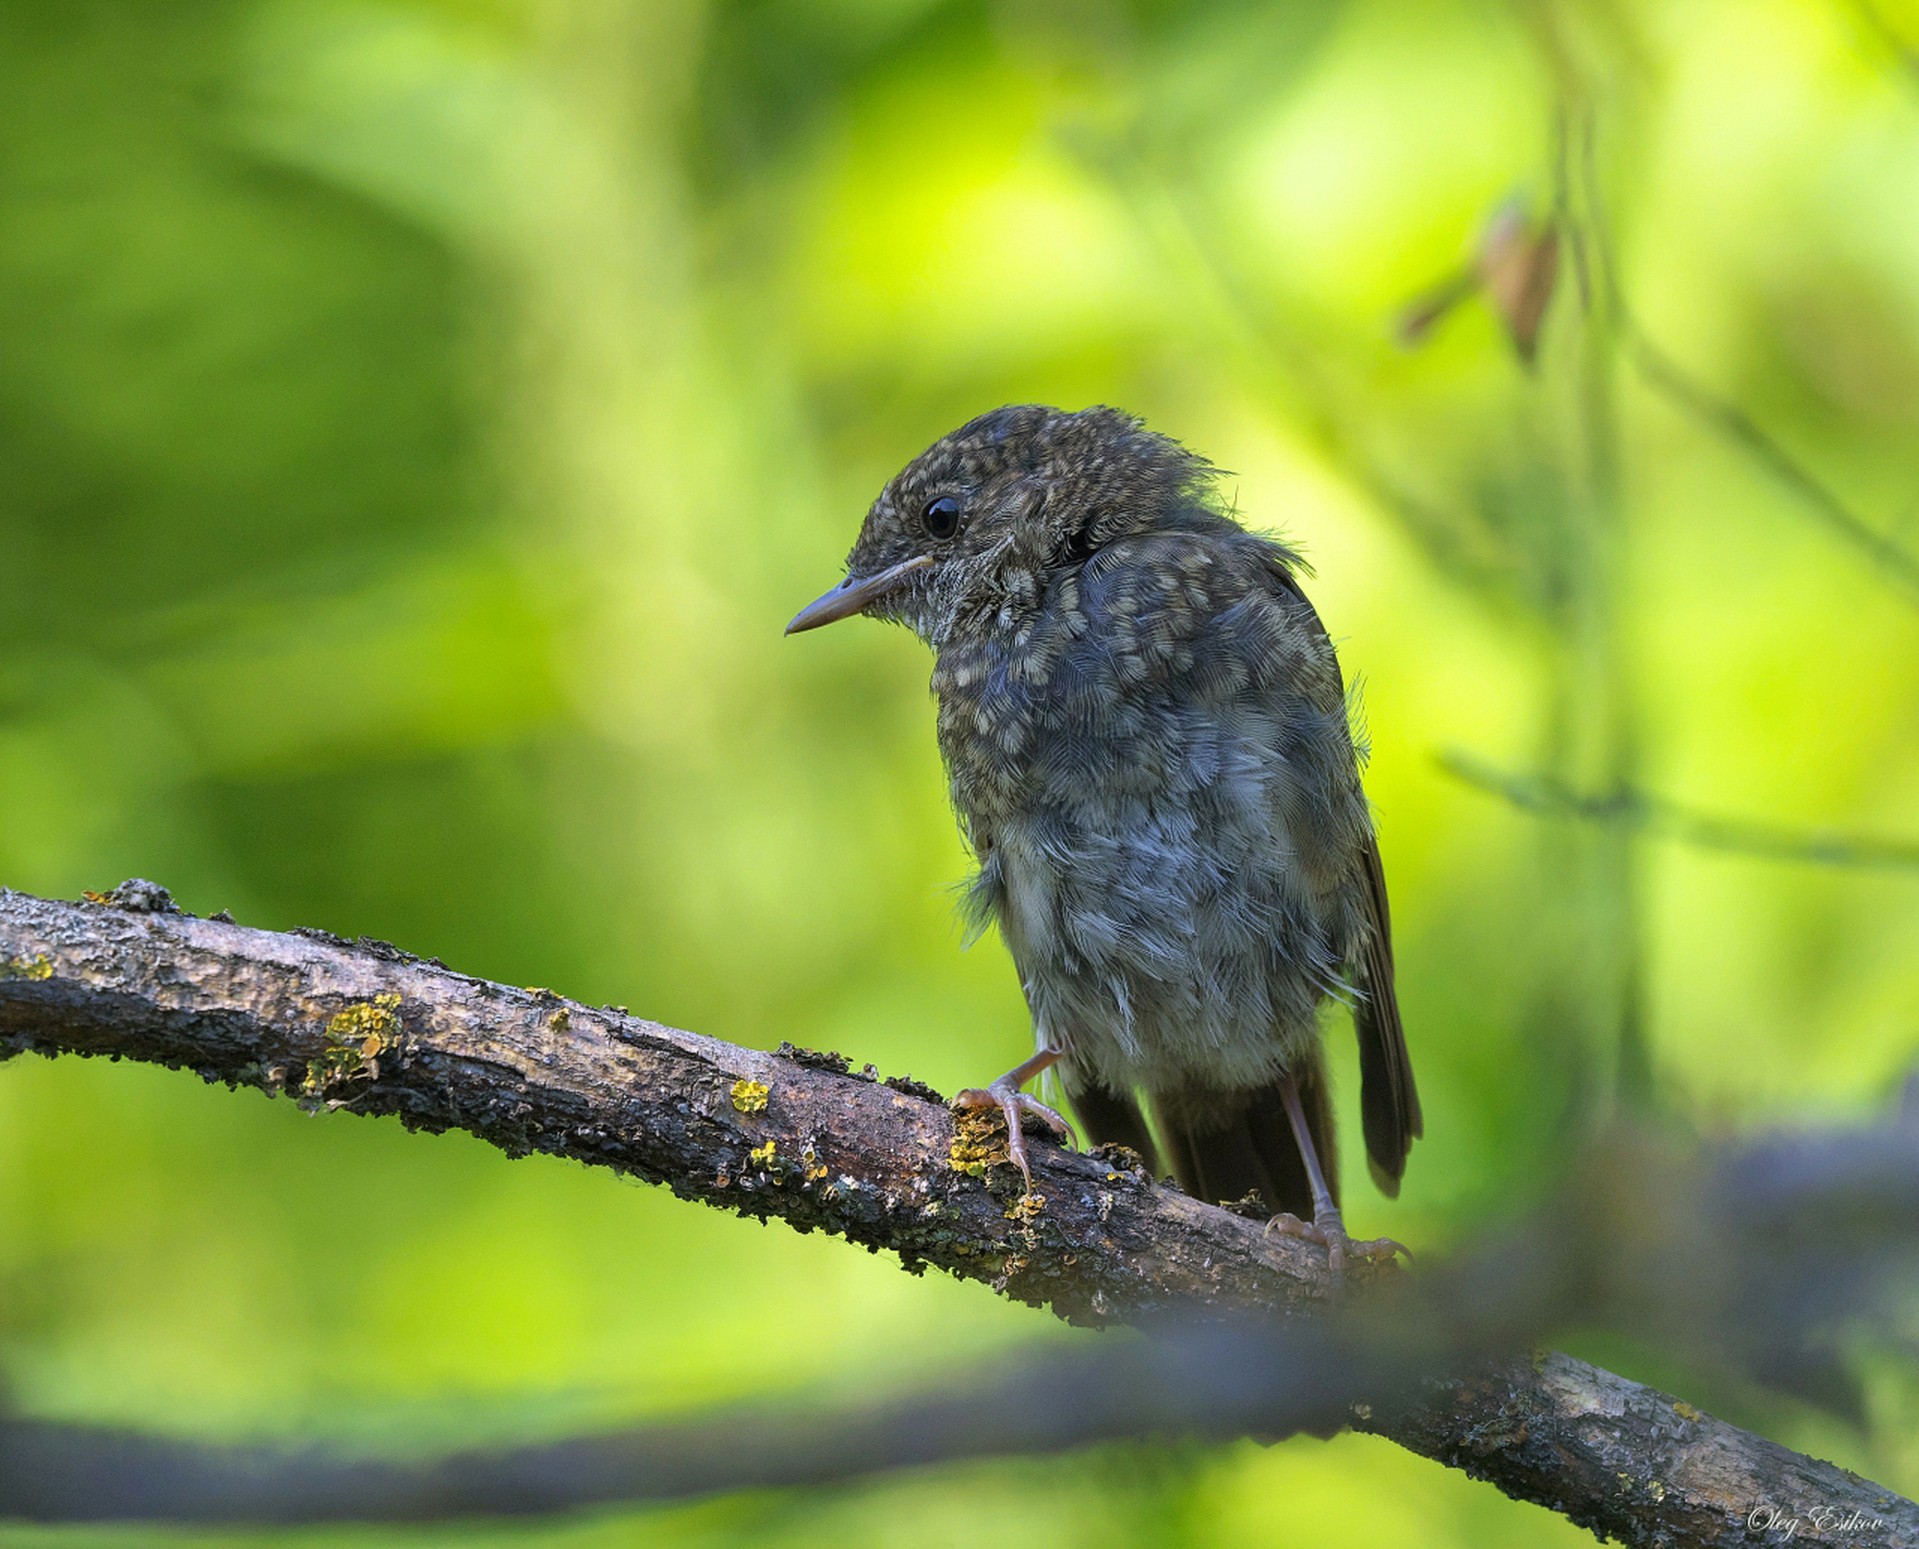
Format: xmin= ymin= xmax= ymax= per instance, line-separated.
xmin=0 ymin=883 xmax=1909 ymax=1547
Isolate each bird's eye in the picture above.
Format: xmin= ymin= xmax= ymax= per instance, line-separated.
xmin=922 ymin=496 xmax=961 ymax=540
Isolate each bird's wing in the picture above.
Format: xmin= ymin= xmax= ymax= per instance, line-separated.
xmin=1353 ymin=826 xmax=1421 ymax=1193
xmin=1262 ymin=552 xmax=1423 ymax=1194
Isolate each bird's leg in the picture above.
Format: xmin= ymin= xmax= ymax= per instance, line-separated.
xmin=1264 ymin=1071 xmax=1409 ymax=1286
xmin=952 ymin=1048 xmax=1072 ymax=1190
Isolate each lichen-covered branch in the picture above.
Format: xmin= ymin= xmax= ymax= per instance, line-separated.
xmin=0 ymin=883 xmax=1911 ymax=1547
xmin=0 ymin=880 xmax=1328 ymax=1324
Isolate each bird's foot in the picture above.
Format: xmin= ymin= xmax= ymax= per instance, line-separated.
xmin=951 ymin=1080 xmax=1072 ymax=1192
xmin=1264 ymin=1208 xmax=1410 ymax=1287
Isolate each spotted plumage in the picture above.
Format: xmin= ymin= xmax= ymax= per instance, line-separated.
xmin=789 ymin=404 xmax=1420 ymax=1259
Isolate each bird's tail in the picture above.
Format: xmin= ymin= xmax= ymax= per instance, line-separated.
xmin=1154 ymin=1050 xmax=1337 ymax=1219
xmin=1064 ymin=1074 xmax=1162 ymax=1175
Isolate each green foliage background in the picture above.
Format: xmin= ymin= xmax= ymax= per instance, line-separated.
xmin=2 ymin=0 xmax=1916 ymax=1543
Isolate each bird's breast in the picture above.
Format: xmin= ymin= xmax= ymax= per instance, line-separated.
xmin=926 ymin=552 xmax=1370 ymax=1092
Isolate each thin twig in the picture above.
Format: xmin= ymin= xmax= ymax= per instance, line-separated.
xmin=1569 ymin=113 xmax=1919 ymax=604
xmin=1628 ymin=331 xmax=1919 ymax=603
xmin=1442 ymin=749 xmax=1919 ymax=873
xmin=1844 ymin=0 xmax=1919 ymax=83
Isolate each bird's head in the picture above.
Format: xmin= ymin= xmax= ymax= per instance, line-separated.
xmin=785 ymin=404 xmax=1218 ymax=649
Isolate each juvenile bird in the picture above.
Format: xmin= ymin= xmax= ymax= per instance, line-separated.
xmin=787 ymin=405 xmax=1420 ymax=1274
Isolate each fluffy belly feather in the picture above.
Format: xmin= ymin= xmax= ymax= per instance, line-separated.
xmin=982 ymin=803 xmax=1349 ymax=1098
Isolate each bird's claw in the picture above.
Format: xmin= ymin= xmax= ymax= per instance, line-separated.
xmin=952 ymin=1081 xmax=1072 ymax=1191
xmin=1264 ymin=1209 xmax=1410 ymax=1287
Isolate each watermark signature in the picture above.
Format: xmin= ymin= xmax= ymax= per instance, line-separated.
xmin=1749 ymin=1504 xmax=1888 ymax=1541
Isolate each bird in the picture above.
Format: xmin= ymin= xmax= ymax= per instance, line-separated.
xmin=786 ymin=404 xmax=1420 ymax=1275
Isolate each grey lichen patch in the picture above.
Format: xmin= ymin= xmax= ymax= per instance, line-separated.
xmin=1087 ymin=1141 xmax=1149 ymax=1178
xmin=106 ymin=878 xmax=178 ymax=914
xmin=883 ymin=1072 xmax=944 ymax=1102
xmin=1 ymin=953 xmax=52 ymax=981
xmin=775 ymin=1041 xmax=850 ymax=1075
xmin=818 ymin=1171 xmax=890 ymax=1228
xmin=301 ymin=992 xmax=402 ymax=1101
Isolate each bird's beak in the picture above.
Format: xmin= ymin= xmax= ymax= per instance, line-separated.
xmin=785 ymin=554 xmax=935 ymax=635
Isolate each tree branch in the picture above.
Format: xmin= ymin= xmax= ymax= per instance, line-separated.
xmin=0 ymin=882 xmax=1910 ymax=1546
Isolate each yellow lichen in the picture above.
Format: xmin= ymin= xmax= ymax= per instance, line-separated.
xmin=1004 ymin=1192 xmax=1047 ymax=1224
xmin=303 ymin=993 xmax=402 ymax=1097
xmin=949 ymin=1105 xmax=1011 ymax=1177
xmin=1673 ymin=1401 xmax=1702 ymax=1422
xmin=749 ymin=1140 xmax=777 ymax=1169
xmin=327 ymin=993 xmax=400 ymax=1058
xmin=2 ymin=954 xmax=53 ymax=981
xmin=546 ymin=1007 xmax=571 ymax=1032
xmin=730 ymin=1078 xmax=770 ymax=1114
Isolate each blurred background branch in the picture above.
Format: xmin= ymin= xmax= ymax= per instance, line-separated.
xmin=1443 ymin=749 xmax=1919 ymax=873
xmin=1846 ymin=0 xmax=1919 ymax=82
xmin=1625 ymin=328 xmax=1919 ymax=605
xmin=0 ymin=884 xmax=1914 ymax=1546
